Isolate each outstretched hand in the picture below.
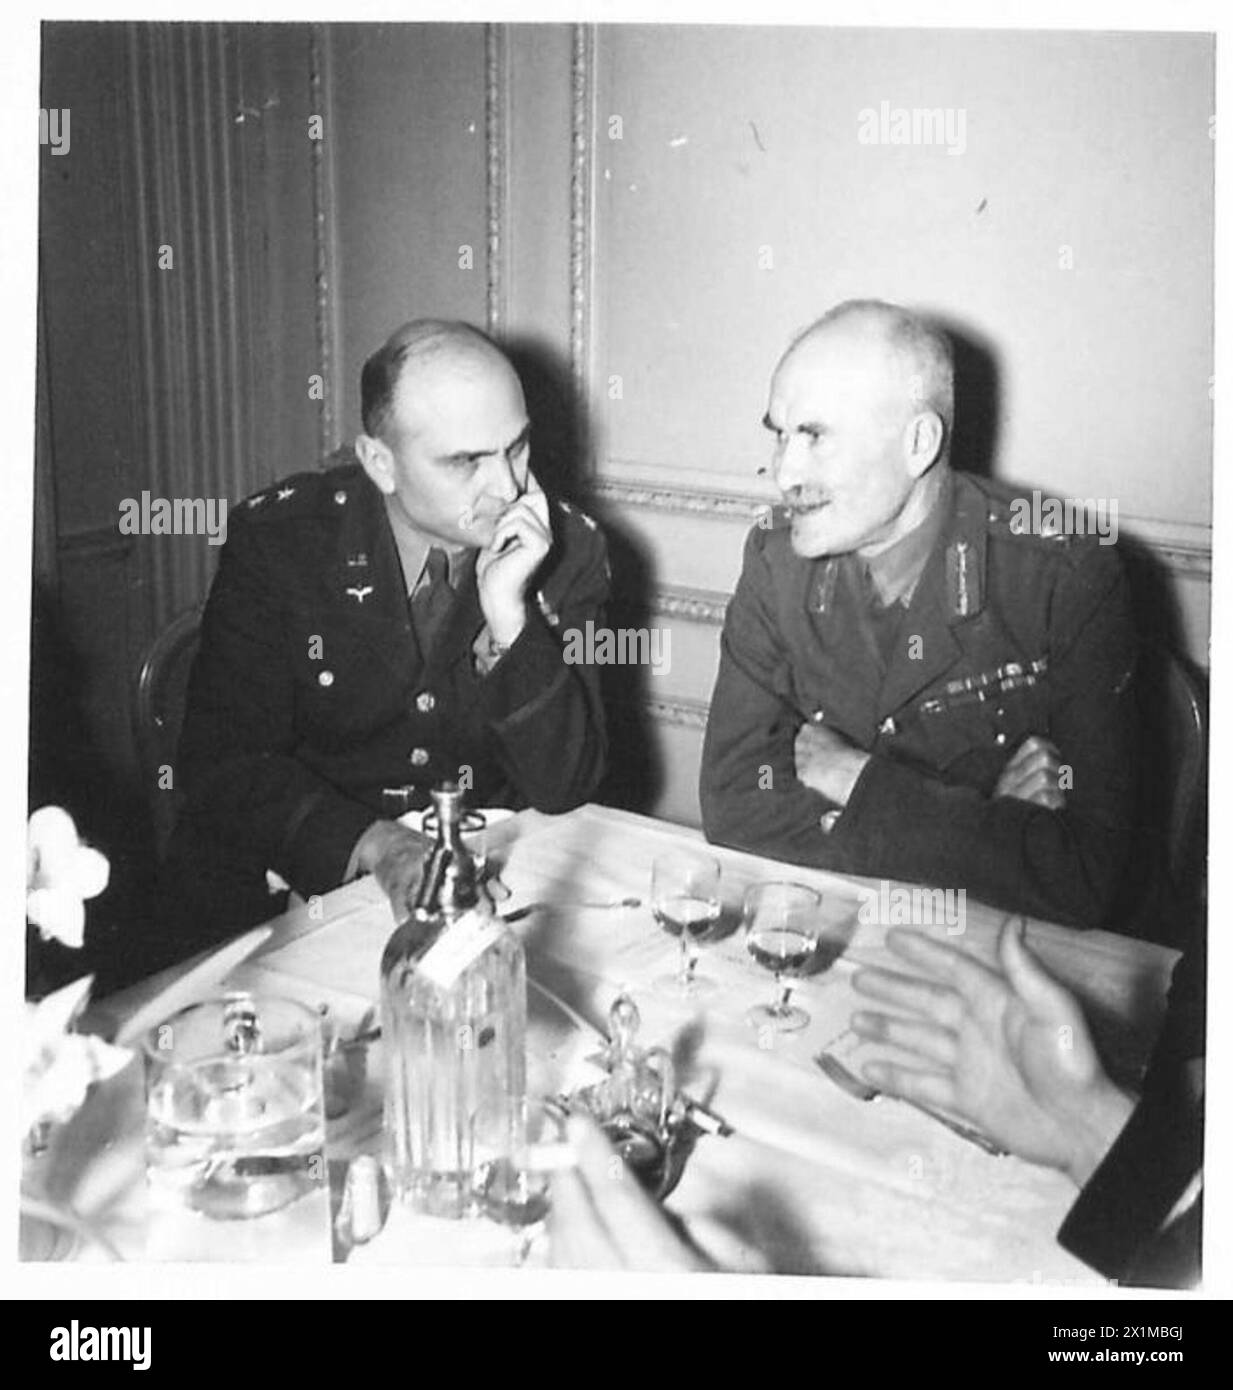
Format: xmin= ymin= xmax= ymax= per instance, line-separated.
xmin=850 ymin=921 xmax=1135 ymax=1185
xmin=548 ymin=1114 xmax=712 ymax=1272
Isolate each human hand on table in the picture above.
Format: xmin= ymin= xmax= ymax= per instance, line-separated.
xmin=850 ymin=921 xmax=1135 ymax=1186
xmin=994 ymin=735 xmax=1066 ymax=810
xmin=351 ymin=821 xmax=432 ymax=917
xmin=548 ymin=1114 xmax=713 ymax=1272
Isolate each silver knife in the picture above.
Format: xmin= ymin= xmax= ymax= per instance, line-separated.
xmin=814 ymin=1051 xmax=1006 ymax=1156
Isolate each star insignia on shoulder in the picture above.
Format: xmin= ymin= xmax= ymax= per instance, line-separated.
xmin=246 ymin=493 xmax=268 ymax=509
xmin=536 ymin=589 xmax=561 ymax=627
xmin=559 ymin=498 xmax=598 ymax=531
xmin=276 ymin=486 xmax=296 ymax=501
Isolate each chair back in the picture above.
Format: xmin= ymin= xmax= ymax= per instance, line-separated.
xmin=133 ymin=607 xmax=202 ymax=855
xmin=1136 ymin=641 xmax=1207 ymax=930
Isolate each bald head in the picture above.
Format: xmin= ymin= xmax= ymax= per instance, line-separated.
xmin=763 ymin=300 xmax=953 ymax=559
xmin=782 ymin=300 xmax=954 ymax=441
xmin=354 ymin=318 xmax=531 ymax=551
xmin=361 ymin=319 xmax=516 ymax=443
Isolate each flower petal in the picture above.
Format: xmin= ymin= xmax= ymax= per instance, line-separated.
xmin=70 ymin=846 xmax=110 ymax=900
xmin=27 ymin=887 xmax=86 ymax=949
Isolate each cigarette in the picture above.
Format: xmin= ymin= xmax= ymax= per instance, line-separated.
xmin=526 ymin=1141 xmax=579 ymax=1173
xmin=685 ymin=1101 xmax=734 ymax=1137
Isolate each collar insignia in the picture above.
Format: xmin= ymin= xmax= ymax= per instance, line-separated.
xmin=814 ymin=559 xmax=839 ymax=614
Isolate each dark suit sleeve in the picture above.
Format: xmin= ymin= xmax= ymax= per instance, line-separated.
xmin=176 ymin=512 xmax=377 ymax=898
xmin=700 ymin=527 xmax=837 ymax=863
xmin=475 ymin=515 xmax=609 ymax=813
xmin=702 ymin=530 xmax=1138 ymax=927
xmin=1058 ymin=949 xmax=1205 ymax=1287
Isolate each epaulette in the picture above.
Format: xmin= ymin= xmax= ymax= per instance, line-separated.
xmin=986 ymin=504 xmax=1114 ymax=574
xmin=982 ymin=483 xmax=1121 ymax=558
xmin=537 ymin=496 xmax=610 ymax=598
xmin=557 ymin=497 xmax=600 ymax=533
xmin=237 ymin=469 xmax=341 ymax=523
xmin=991 ymin=508 xmax=1074 ymax=545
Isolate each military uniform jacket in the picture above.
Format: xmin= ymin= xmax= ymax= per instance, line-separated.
xmin=171 ymin=460 xmax=609 ymax=910
xmin=699 ymin=471 xmax=1138 ymax=927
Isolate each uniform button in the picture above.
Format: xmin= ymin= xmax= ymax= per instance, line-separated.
xmin=409 ymin=747 xmax=429 ymax=767
xmin=819 ymin=809 xmax=841 ymax=834
xmin=318 ymin=670 xmax=334 ymax=687
xmin=415 ymin=692 xmax=436 ymax=713
xmin=995 ymin=732 xmax=1007 ymax=746
xmin=334 ymin=490 xmax=347 ymax=505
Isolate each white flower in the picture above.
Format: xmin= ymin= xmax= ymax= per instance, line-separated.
xmin=23 ymin=976 xmax=130 ymax=1135
xmin=27 ymin=806 xmax=110 ymax=949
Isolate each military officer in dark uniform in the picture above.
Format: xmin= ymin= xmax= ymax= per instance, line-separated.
xmin=162 ymin=320 xmax=609 ymax=953
xmin=700 ymin=300 xmax=1139 ymax=928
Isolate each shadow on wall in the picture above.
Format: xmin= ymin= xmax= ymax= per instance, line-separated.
xmin=926 ymin=311 xmax=1002 ymax=480
xmin=504 ymin=334 xmax=663 ymax=815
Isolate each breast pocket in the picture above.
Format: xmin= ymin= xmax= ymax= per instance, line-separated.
xmin=289 ymin=629 xmax=403 ymax=750
xmin=916 ymin=667 xmax=1049 ymax=774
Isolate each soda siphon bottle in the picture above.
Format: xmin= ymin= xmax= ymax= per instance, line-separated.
xmin=379 ymin=784 xmax=526 ymax=1217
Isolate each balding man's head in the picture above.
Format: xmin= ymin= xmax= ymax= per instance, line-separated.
xmin=784 ymin=300 xmax=954 ymax=440
xmin=763 ymin=300 xmax=953 ymax=559
xmin=355 ymin=319 xmax=532 ymax=549
xmin=361 ymin=319 xmax=517 ymax=443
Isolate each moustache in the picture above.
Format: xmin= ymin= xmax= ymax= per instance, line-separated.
xmin=782 ymin=491 xmax=831 ymax=516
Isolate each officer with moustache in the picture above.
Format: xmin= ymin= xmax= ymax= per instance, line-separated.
xmin=700 ymin=300 xmax=1140 ymax=928
xmin=163 ymin=320 xmax=609 ymax=952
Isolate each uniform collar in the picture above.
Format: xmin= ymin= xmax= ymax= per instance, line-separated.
xmin=329 ymin=466 xmax=483 ymax=682
xmin=382 ymin=499 xmax=472 ymax=596
xmin=860 ymin=470 xmax=952 ymax=607
xmin=872 ymin=469 xmax=991 ymax=718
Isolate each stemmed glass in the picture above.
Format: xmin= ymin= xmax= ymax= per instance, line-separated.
xmin=743 ymin=882 xmax=822 ymax=1033
xmin=651 ymin=851 xmax=722 ymax=998
xmin=480 ymin=1097 xmax=567 ymax=1266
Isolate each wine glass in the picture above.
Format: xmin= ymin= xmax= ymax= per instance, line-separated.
xmin=651 ymin=851 xmax=722 ymax=998
xmin=480 ymin=1097 xmax=567 ymax=1266
xmin=743 ymin=882 xmax=822 ymax=1033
